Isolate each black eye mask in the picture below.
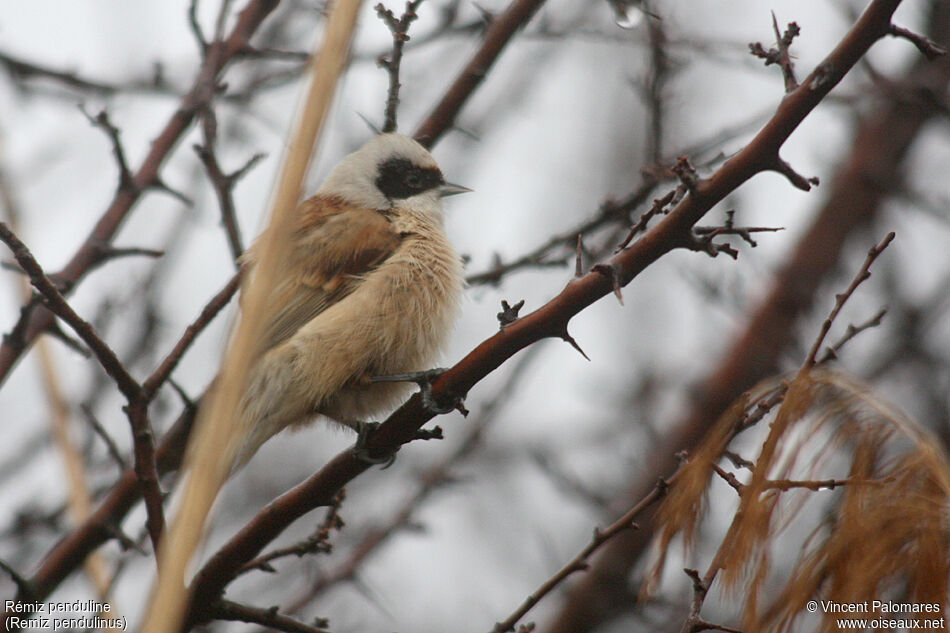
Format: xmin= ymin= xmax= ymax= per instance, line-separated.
xmin=375 ymin=157 xmax=444 ymax=200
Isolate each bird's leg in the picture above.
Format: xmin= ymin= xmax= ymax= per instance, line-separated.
xmin=369 ymin=368 xmax=468 ymax=416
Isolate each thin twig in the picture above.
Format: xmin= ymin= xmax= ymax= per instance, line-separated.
xmin=413 ymin=0 xmax=548 ymax=146
xmin=816 ymin=308 xmax=887 ymax=364
xmin=803 ymin=232 xmax=895 ymax=368
xmin=0 ymin=223 xmax=140 ymax=400
xmin=748 ymin=15 xmax=800 ymax=92
xmin=194 ymin=105 xmax=265 ymax=263
xmin=142 ymin=270 xmax=242 ymax=400
xmin=0 ymin=0 xmax=282 ymax=391
xmin=0 ymin=223 xmax=166 ymax=556
xmin=80 ymin=404 xmax=128 ymax=471
xmin=210 ymin=599 xmax=331 ymax=633
xmin=490 ymin=476 xmax=673 ymax=633
xmin=467 ymin=178 xmax=658 ymax=285
xmin=183 ymin=1 xmax=913 ymax=617
xmin=240 ymin=490 xmax=344 ymax=575
xmin=375 ymin=0 xmax=424 ymax=132
xmin=0 ymin=559 xmax=35 ymax=602
xmin=887 ymin=23 xmax=947 ymax=60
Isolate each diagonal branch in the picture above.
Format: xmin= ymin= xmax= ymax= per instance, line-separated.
xmin=4 ymin=0 xmax=552 ymax=613
xmin=0 ymin=223 xmax=140 ymax=400
xmin=183 ymin=0 xmax=910 ymax=622
xmin=803 ymin=232 xmax=894 ymax=367
xmin=209 ymin=599 xmax=331 ymax=633
xmin=491 ymin=477 xmax=673 ymax=633
xmin=0 ymin=0 xmax=281 ymax=389
xmin=142 ymin=271 xmax=243 ymax=400
xmin=0 ymin=222 xmax=167 ymax=555
xmin=543 ymin=4 xmax=950 ymax=631
xmin=413 ymin=0 xmax=548 ymax=147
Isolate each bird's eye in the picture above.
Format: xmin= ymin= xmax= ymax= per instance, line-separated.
xmin=404 ymin=172 xmax=422 ymax=188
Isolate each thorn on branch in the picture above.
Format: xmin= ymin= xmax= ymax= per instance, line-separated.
xmin=230 ymin=152 xmax=267 ymax=183
xmin=103 ymin=521 xmax=143 ymax=553
xmin=559 ymin=329 xmax=590 ymax=361
xmin=80 ymin=404 xmax=128 ymax=471
xmin=887 ymin=24 xmax=947 ymax=61
xmin=749 ymin=14 xmax=800 ymax=92
xmin=357 ymin=111 xmax=382 ymax=134
xmin=375 ymin=0 xmax=424 ymax=133
xmin=497 ymin=299 xmax=525 ymax=329
xmin=684 ymin=567 xmax=707 ymax=595
xmin=682 ymin=231 xmax=739 ymax=260
xmin=693 ymin=210 xmax=784 ymax=250
xmin=591 ymin=263 xmax=624 ymax=306
xmin=472 ymin=2 xmax=495 ymax=26
xmin=168 ymin=378 xmax=197 ymax=411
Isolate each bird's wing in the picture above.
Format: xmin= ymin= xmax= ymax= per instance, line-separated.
xmin=244 ymin=194 xmax=402 ymax=354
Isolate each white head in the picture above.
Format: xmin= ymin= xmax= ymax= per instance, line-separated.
xmin=318 ymin=133 xmax=468 ymax=211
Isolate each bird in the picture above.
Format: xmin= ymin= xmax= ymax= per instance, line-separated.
xmin=229 ymin=132 xmax=468 ymax=470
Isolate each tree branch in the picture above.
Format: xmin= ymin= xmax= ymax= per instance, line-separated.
xmin=0 ymin=0 xmax=280 ymax=389
xmin=375 ymin=0 xmax=424 ymax=132
xmin=413 ymin=0 xmax=548 ymax=147
xmin=544 ymin=4 xmax=950 ymax=627
xmin=183 ymin=0 xmax=907 ymax=622
xmin=491 ymin=477 xmax=671 ymax=633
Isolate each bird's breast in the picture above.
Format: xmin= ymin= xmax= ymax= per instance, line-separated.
xmin=365 ymin=226 xmax=463 ymax=369
xmin=293 ymin=221 xmax=462 ymax=421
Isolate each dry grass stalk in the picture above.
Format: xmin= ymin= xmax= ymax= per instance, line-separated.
xmin=643 ymin=390 xmax=756 ymax=595
xmin=0 ymin=148 xmax=118 ymax=609
xmin=650 ymin=367 xmax=950 ymax=631
xmin=140 ymin=2 xmax=365 ymax=632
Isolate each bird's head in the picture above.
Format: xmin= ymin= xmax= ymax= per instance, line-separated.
xmin=318 ymin=133 xmax=469 ymax=211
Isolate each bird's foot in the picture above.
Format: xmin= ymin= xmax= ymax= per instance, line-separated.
xmin=351 ymin=421 xmax=397 ymax=468
xmin=370 ymin=368 xmax=468 ymax=416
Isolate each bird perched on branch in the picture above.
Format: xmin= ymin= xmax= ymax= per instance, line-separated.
xmin=231 ymin=133 xmax=468 ymax=469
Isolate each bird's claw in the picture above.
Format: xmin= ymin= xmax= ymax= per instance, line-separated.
xmin=370 ymin=368 xmax=468 ymax=416
xmin=351 ymin=421 xmax=397 ymax=468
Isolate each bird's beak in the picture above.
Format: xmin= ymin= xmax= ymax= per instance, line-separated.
xmin=438 ymin=182 xmax=472 ymax=197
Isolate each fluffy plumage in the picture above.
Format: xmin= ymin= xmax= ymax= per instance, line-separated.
xmin=231 ymin=133 xmax=464 ymax=468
